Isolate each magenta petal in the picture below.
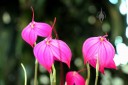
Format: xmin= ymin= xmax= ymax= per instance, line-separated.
xmin=101 ymin=40 xmax=116 ymax=69
xmin=88 ymin=59 xmax=96 ymax=68
xmin=98 ymin=43 xmax=106 ymax=73
xmin=66 ymin=71 xmax=85 ymax=85
xmin=34 ymin=22 xmax=52 ymax=37
xmin=21 ymin=23 xmax=37 ymax=47
xmin=105 ymin=60 xmax=117 ymax=69
xmin=33 ymin=37 xmax=72 ymax=72
xmin=89 ymin=59 xmax=105 ymax=74
xmin=21 ymin=21 xmax=52 ymax=47
xmin=82 ymin=36 xmax=117 ymax=74
xmin=103 ymin=40 xmax=115 ymax=64
xmin=82 ymin=37 xmax=99 ymax=64
xmin=50 ymin=39 xmax=72 ymax=68
xmin=99 ymin=65 xmax=105 ymax=74
xmin=33 ymin=40 xmax=54 ymax=73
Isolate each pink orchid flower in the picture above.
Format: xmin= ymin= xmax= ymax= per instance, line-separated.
xmin=82 ymin=35 xmax=116 ymax=74
xmin=21 ymin=7 xmax=52 ymax=47
xmin=66 ymin=71 xmax=85 ymax=85
xmin=33 ymin=37 xmax=72 ymax=73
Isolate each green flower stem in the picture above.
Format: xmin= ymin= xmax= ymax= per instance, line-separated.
xmin=50 ymin=64 xmax=56 ymax=85
xmin=21 ymin=63 xmax=27 ymax=85
xmin=95 ymin=58 xmax=99 ymax=85
xmin=50 ymin=72 xmax=53 ymax=85
xmin=52 ymin=65 xmax=56 ymax=85
xmin=34 ymin=59 xmax=38 ymax=85
xmin=86 ymin=63 xmax=90 ymax=85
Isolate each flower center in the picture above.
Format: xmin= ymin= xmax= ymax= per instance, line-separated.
xmin=73 ymin=71 xmax=76 ymax=76
xmin=46 ymin=40 xmax=51 ymax=45
xmin=100 ymin=37 xmax=104 ymax=41
xmin=30 ymin=22 xmax=35 ymax=28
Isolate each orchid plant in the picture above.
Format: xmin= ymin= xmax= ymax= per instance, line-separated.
xmin=21 ymin=7 xmax=116 ymax=85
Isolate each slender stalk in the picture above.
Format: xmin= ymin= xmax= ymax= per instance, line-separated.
xmin=52 ymin=65 xmax=56 ymax=85
xmin=52 ymin=17 xmax=56 ymax=30
xmin=86 ymin=63 xmax=90 ymax=85
xmin=34 ymin=60 xmax=38 ymax=85
xmin=50 ymin=64 xmax=56 ymax=85
xmin=50 ymin=72 xmax=53 ymax=85
xmin=31 ymin=6 xmax=34 ymax=21
xmin=51 ymin=17 xmax=64 ymax=85
xmin=94 ymin=75 xmax=98 ymax=85
xmin=21 ymin=63 xmax=27 ymax=85
xmin=94 ymin=57 xmax=99 ymax=85
xmin=59 ymin=61 xmax=64 ymax=85
xmin=52 ymin=17 xmax=59 ymax=39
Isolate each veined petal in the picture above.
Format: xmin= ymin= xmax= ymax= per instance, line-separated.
xmin=102 ymin=40 xmax=116 ymax=69
xmin=86 ymin=42 xmax=100 ymax=61
xmin=33 ymin=40 xmax=54 ymax=73
xmin=21 ymin=21 xmax=52 ymax=47
xmin=103 ymin=40 xmax=115 ymax=61
xmin=105 ymin=60 xmax=117 ymax=69
xmin=98 ymin=43 xmax=106 ymax=73
xmin=34 ymin=22 xmax=52 ymax=37
xmin=99 ymin=65 xmax=105 ymax=74
xmin=66 ymin=71 xmax=85 ymax=85
xmin=88 ymin=59 xmax=105 ymax=74
xmin=50 ymin=39 xmax=72 ymax=68
xmin=82 ymin=37 xmax=100 ymax=64
xmin=82 ymin=35 xmax=117 ymax=74
xmin=21 ymin=23 xmax=37 ymax=47
xmin=88 ymin=59 xmax=97 ymax=69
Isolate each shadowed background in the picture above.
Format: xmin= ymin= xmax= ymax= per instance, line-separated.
xmin=0 ymin=0 xmax=128 ymax=85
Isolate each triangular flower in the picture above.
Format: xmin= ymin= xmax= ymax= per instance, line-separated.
xmin=21 ymin=8 xmax=52 ymax=47
xmin=33 ymin=37 xmax=72 ymax=72
xmin=82 ymin=35 xmax=117 ymax=74
xmin=66 ymin=71 xmax=85 ymax=85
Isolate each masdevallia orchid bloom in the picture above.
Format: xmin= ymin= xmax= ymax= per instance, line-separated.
xmin=21 ymin=7 xmax=52 ymax=47
xmin=66 ymin=71 xmax=85 ymax=85
xmin=33 ymin=37 xmax=72 ymax=73
xmin=82 ymin=35 xmax=116 ymax=74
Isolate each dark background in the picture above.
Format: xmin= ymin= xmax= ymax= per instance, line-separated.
xmin=0 ymin=0 xmax=127 ymax=85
